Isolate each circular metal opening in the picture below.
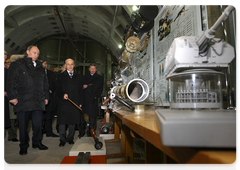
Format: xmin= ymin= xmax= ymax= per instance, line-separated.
xmin=126 ymin=79 xmax=149 ymax=102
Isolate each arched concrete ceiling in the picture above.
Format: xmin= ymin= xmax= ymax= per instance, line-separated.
xmin=4 ymin=5 xmax=134 ymax=55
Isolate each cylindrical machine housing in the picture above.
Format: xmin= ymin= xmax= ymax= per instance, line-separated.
xmin=168 ymin=69 xmax=224 ymax=109
xmin=121 ymin=50 xmax=132 ymax=63
xmin=110 ymin=78 xmax=149 ymax=103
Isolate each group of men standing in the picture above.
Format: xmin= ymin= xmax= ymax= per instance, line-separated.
xmin=6 ymin=45 xmax=104 ymax=155
xmin=0 ymin=49 xmax=10 ymax=149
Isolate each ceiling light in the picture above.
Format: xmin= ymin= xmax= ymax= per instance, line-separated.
xmin=132 ymin=5 xmax=139 ymax=11
xmin=118 ymin=44 xmax=122 ymax=49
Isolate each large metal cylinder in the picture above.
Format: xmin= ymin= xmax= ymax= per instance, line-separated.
xmin=110 ymin=78 xmax=149 ymax=103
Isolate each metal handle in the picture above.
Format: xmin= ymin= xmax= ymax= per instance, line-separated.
xmin=115 ymin=96 xmax=135 ymax=111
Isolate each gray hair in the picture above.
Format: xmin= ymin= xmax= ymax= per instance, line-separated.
xmin=0 ymin=49 xmax=8 ymax=55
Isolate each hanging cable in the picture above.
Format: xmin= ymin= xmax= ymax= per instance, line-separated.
xmin=55 ymin=6 xmax=89 ymax=62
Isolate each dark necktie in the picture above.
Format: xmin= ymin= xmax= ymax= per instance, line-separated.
xmin=69 ymin=72 xmax=73 ymax=78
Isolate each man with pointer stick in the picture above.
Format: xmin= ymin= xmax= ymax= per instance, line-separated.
xmin=56 ymin=58 xmax=83 ymax=147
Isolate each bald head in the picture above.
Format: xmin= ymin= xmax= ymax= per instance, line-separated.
xmin=65 ymin=58 xmax=75 ymax=72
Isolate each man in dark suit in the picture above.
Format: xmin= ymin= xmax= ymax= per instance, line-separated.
xmin=42 ymin=60 xmax=58 ymax=137
xmin=56 ymin=58 xmax=83 ymax=146
xmin=0 ymin=49 xmax=10 ymax=149
xmin=7 ymin=45 xmax=49 ymax=155
xmin=81 ymin=63 xmax=104 ymax=137
xmin=54 ymin=63 xmax=66 ymax=133
xmin=5 ymin=57 xmax=18 ymax=142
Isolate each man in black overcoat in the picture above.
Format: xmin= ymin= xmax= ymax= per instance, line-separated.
xmin=7 ymin=45 xmax=49 ymax=155
xmin=81 ymin=63 xmax=104 ymax=137
xmin=0 ymin=49 xmax=10 ymax=149
xmin=42 ymin=60 xmax=58 ymax=137
xmin=56 ymin=58 xmax=83 ymax=146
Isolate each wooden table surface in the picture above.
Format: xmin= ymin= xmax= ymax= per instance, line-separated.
xmin=114 ymin=106 xmax=236 ymax=164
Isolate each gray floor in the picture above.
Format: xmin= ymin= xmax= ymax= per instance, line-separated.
xmin=4 ymin=118 xmax=144 ymax=164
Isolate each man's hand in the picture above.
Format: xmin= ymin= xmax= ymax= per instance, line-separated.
xmin=0 ymin=91 xmax=7 ymax=99
xmin=64 ymin=94 xmax=68 ymax=100
xmin=45 ymin=99 xmax=48 ymax=105
xmin=9 ymin=99 xmax=18 ymax=105
xmin=83 ymin=84 xmax=88 ymax=89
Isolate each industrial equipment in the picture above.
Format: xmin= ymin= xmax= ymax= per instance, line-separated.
xmin=67 ymin=98 xmax=103 ymax=150
xmin=100 ymin=122 xmax=113 ymax=134
xmin=131 ymin=6 xmax=159 ymax=33
xmin=119 ymin=36 xmax=140 ymax=68
xmin=84 ymin=114 xmax=103 ymax=150
xmin=155 ymin=6 xmax=236 ymax=147
xmin=103 ymin=78 xmax=149 ymax=111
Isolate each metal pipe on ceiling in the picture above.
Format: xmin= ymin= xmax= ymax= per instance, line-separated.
xmin=109 ymin=6 xmax=119 ymax=41
xmin=55 ymin=6 xmax=89 ymax=62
